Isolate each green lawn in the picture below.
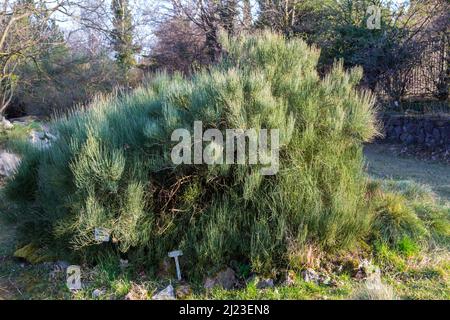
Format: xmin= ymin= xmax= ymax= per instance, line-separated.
xmin=364 ymin=144 xmax=450 ymax=200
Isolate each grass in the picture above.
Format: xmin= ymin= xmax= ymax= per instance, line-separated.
xmin=364 ymin=144 xmax=450 ymax=200
xmin=0 ymin=120 xmax=41 ymax=151
xmin=383 ymin=100 xmax=450 ymax=114
xmin=0 ymin=175 xmax=448 ymax=300
xmin=1 ymin=114 xmax=449 ymax=300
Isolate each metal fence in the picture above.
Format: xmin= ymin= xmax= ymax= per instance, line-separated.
xmin=376 ymin=33 xmax=449 ymax=101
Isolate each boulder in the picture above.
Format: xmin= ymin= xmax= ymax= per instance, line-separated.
xmin=393 ymin=126 xmax=403 ymax=139
xmin=432 ymin=128 xmax=441 ymax=142
xmin=203 ymin=277 xmax=217 ymax=290
xmin=29 ymin=129 xmax=57 ymax=149
xmin=0 ymin=117 xmax=13 ymax=130
xmin=92 ymin=288 xmax=106 ymax=299
xmin=301 ymin=268 xmax=319 ymax=283
xmin=176 ymin=284 xmax=192 ymax=299
xmin=215 ymin=268 xmax=237 ymax=290
xmin=256 ymin=278 xmax=274 ymax=289
xmin=124 ymin=283 xmax=149 ymax=300
xmin=119 ymin=259 xmax=129 ymax=270
xmin=204 ymin=267 xmax=237 ymax=290
xmin=14 ymin=243 xmax=52 ymax=264
xmin=283 ymin=270 xmax=296 ymax=286
xmin=151 ymin=285 xmax=175 ymax=300
xmin=405 ymin=122 xmax=417 ymax=134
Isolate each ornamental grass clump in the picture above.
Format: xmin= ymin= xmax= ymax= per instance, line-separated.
xmin=3 ymin=31 xmax=379 ymax=276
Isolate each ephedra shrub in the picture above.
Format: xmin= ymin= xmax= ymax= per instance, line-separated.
xmin=4 ymin=32 xmax=379 ymax=276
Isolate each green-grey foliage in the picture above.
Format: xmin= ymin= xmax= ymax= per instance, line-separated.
xmin=3 ymin=32 xmax=379 ymax=276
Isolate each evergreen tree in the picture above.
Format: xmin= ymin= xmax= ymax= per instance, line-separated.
xmin=110 ymin=0 xmax=137 ymax=83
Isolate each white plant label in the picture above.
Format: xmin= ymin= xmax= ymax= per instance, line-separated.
xmin=94 ymin=227 xmax=110 ymax=242
xmin=66 ymin=265 xmax=81 ymax=290
xmin=367 ymin=5 xmax=381 ymax=30
xmin=168 ymin=250 xmax=183 ymax=281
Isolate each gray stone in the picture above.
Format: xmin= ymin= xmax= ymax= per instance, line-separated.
xmin=54 ymin=260 xmax=70 ymax=270
xmin=176 ymin=284 xmax=192 ymax=299
xmin=425 ymin=133 xmax=435 ymax=147
xmin=256 ymin=278 xmax=274 ymax=289
xmin=1 ymin=117 xmax=13 ymax=130
xmin=29 ymin=129 xmax=57 ymax=149
xmin=400 ymin=132 xmax=409 ymax=142
xmin=301 ymin=268 xmax=319 ymax=283
xmin=0 ymin=151 xmax=20 ymax=177
xmin=394 ymin=126 xmax=403 ymax=139
xmin=284 ymin=271 xmax=296 ymax=286
xmin=405 ymin=122 xmax=417 ymax=133
xmin=392 ymin=118 xmax=402 ymax=126
xmin=319 ymin=275 xmax=332 ymax=285
xmin=215 ymin=267 xmax=237 ymax=290
xmin=417 ymin=130 xmax=425 ymax=144
xmin=432 ymin=128 xmax=441 ymax=141
xmin=151 ymin=284 xmax=175 ymax=300
xmin=203 ymin=277 xmax=217 ymax=290
xmin=119 ymin=259 xmax=129 ymax=269
xmin=442 ymin=127 xmax=450 ymax=143
xmin=404 ymin=134 xmax=416 ymax=145
xmin=92 ymin=288 xmax=106 ymax=298
xmin=424 ymin=120 xmax=434 ymax=134
xmin=204 ymin=267 xmax=237 ymax=290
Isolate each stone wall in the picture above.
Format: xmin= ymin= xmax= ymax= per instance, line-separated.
xmin=380 ymin=113 xmax=450 ymax=150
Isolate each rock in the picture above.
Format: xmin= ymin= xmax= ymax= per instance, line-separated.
xmin=301 ymin=268 xmax=319 ymax=283
xmin=355 ymin=259 xmax=380 ymax=280
xmin=124 ymin=283 xmax=149 ymax=300
xmin=0 ymin=151 xmax=20 ymax=177
xmin=394 ymin=126 xmax=403 ymax=139
xmin=157 ymin=258 xmax=174 ymax=278
xmin=404 ymin=134 xmax=416 ymax=145
xmin=54 ymin=260 xmax=70 ymax=270
xmin=329 ymin=279 xmax=339 ymax=287
xmin=203 ymin=277 xmax=217 ymax=290
xmin=284 ymin=270 xmax=296 ymax=286
xmin=424 ymin=120 xmax=434 ymax=134
xmin=49 ymin=261 xmax=70 ymax=280
xmin=256 ymin=278 xmax=274 ymax=289
xmin=417 ymin=130 xmax=425 ymax=144
xmin=400 ymin=132 xmax=409 ymax=142
xmin=442 ymin=127 xmax=450 ymax=143
xmin=151 ymin=284 xmax=175 ymax=300
xmin=1 ymin=117 xmax=13 ymax=130
xmin=29 ymin=129 xmax=57 ymax=149
xmin=204 ymin=268 xmax=237 ymax=290
xmin=432 ymin=128 xmax=441 ymax=141
xmin=92 ymin=288 xmax=106 ymax=298
xmin=405 ymin=122 xmax=417 ymax=134
xmin=9 ymin=116 xmax=40 ymax=125
xmin=14 ymin=243 xmax=51 ymax=264
xmin=319 ymin=275 xmax=331 ymax=285
xmin=176 ymin=284 xmax=192 ymax=299
xmin=215 ymin=268 xmax=237 ymax=290
xmin=119 ymin=259 xmax=129 ymax=269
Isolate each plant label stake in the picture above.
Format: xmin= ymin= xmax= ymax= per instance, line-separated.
xmin=66 ymin=265 xmax=81 ymax=290
xmin=94 ymin=227 xmax=110 ymax=242
xmin=168 ymin=250 xmax=183 ymax=280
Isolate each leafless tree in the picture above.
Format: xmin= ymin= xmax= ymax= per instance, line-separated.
xmin=0 ymin=0 xmax=69 ymax=115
